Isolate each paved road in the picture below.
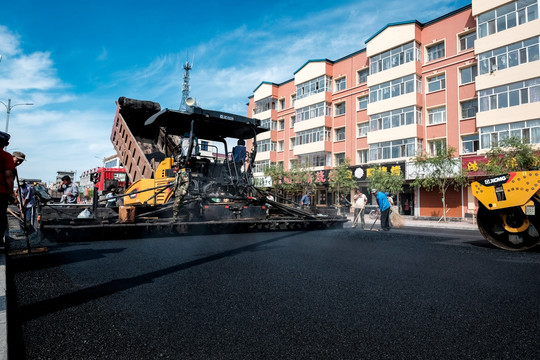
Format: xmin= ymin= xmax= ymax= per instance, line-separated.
xmin=6 ymin=227 xmax=540 ymax=359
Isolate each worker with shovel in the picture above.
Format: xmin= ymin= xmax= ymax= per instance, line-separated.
xmin=351 ymin=189 xmax=367 ymax=229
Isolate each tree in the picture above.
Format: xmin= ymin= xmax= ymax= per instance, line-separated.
xmin=410 ymin=146 xmax=468 ymax=221
xmin=475 ymin=136 xmax=540 ymax=175
xmin=263 ymin=163 xmax=286 ymax=192
xmin=367 ymin=166 xmax=404 ymax=196
xmin=328 ymin=158 xmax=357 ymax=201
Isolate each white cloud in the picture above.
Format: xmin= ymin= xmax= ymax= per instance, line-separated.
xmin=0 ymin=25 xmax=21 ymax=57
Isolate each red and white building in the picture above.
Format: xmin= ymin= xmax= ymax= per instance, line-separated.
xmin=246 ymin=0 xmax=540 ymax=219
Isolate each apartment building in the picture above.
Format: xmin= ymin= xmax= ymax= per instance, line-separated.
xmin=246 ymin=0 xmax=539 ymax=219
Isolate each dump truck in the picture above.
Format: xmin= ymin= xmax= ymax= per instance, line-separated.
xmin=36 ymin=97 xmax=347 ymax=241
xmin=472 ymin=171 xmax=540 ymax=251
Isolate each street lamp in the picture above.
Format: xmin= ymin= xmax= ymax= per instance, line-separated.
xmin=0 ymin=98 xmax=34 ymax=133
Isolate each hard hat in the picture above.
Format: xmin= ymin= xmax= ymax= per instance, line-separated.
xmin=371 ymin=188 xmax=377 ymax=193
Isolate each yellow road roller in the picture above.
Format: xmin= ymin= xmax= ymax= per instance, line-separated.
xmin=472 ymin=171 xmax=540 ymax=251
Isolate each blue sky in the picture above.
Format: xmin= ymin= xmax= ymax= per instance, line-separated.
xmin=0 ymin=0 xmax=471 ymax=184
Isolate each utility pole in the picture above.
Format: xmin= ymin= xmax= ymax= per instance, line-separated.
xmin=0 ymin=99 xmax=34 ymax=133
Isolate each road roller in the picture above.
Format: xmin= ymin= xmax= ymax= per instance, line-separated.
xmin=472 ymin=171 xmax=540 ymax=251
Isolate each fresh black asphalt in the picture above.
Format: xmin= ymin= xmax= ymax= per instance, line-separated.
xmin=6 ymin=228 xmax=540 ymax=359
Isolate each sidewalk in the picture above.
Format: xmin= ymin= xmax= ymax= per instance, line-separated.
xmin=343 ymin=213 xmax=479 ymax=231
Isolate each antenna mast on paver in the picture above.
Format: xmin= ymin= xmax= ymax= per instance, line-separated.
xmin=180 ymin=61 xmax=193 ymax=112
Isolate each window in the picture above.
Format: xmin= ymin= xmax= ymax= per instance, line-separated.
xmin=278 ymin=140 xmax=284 ymax=152
xmin=290 ymin=137 xmax=295 ymax=148
xmin=369 ymin=138 xmax=420 ymax=161
xmin=479 ymin=77 xmax=540 ymax=112
xmin=253 ymin=97 xmax=276 ymax=114
xmin=459 ymin=32 xmax=476 ymax=51
xmin=357 ymin=69 xmax=368 ymax=84
xmin=278 ymin=119 xmax=285 ymax=130
xmin=358 ymin=123 xmax=369 ymax=137
xmin=295 ymin=127 xmax=331 ymax=145
xmin=480 ymin=120 xmax=540 ymax=149
xmin=370 ymin=41 xmax=421 ymax=74
xmin=335 ymin=153 xmax=346 ymax=166
xmin=200 ymin=141 xmax=209 ymax=151
xmin=335 ymin=77 xmax=346 ymax=92
xmin=258 ymin=139 xmax=276 ymax=152
xmin=427 ymin=74 xmax=446 ymax=92
xmin=357 ymin=150 xmax=368 ymax=164
xmin=296 ymin=75 xmax=332 ymax=100
xmin=290 ymin=115 xmax=295 ymax=128
xmin=462 ymin=135 xmax=479 ymax=154
xmin=370 ymin=106 xmax=422 ymax=131
xmin=427 ymin=42 xmax=445 ymax=62
xmin=260 ymin=118 xmax=271 ymax=129
xmin=428 ymin=107 xmax=446 ymax=125
xmin=358 ymin=96 xmax=368 ymax=110
xmin=335 ymin=128 xmax=346 ymax=141
xmin=335 ymin=102 xmax=346 ymax=116
xmin=428 ymin=139 xmax=447 ymax=156
xmin=279 ymin=98 xmax=285 ymax=110
xmin=297 ymin=152 xmax=332 ymax=167
xmin=461 ymin=99 xmax=478 ymax=119
xmin=253 ymin=160 xmax=271 ymax=173
xmin=478 ymin=0 xmax=539 ymax=38
xmin=369 ymin=75 xmax=421 ymax=103
xmin=460 ymin=65 xmax=477 ymax=85
xmin=291 ymin=94 xmax=296 ymax=108
xmin=478 ymin=36 xmax=539 ymax=75
xmin=296 ymin=102 xmax=331 ymax=123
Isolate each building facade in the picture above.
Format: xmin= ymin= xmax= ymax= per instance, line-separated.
xmin=246 ymin=0 xmax=540 ymax=219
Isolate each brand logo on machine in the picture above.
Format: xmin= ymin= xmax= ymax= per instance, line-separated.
xmin=219 ymin=114 xmax=234 ymax=121
xmin=481 ymin=175 xmax=508 ymax=186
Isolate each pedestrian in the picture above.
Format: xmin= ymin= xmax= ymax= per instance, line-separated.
xmin=0 ymin=131 xmax=15 ymax=248
xmin=18 ymin=179 xmax=34 ymax=225
xmin=265 ymin=190 xmax=274 ymax=216
xmin=58 ymin=175 xmax=79 ymax=204
xmin=339 ymin=193 xmax=351 ymax=215
xmin=372 ymin=188 xmax=391 ymax=231
xmin=172 ymin=162 xmax=190 ymax=221
xmin=300 ymin=190 xmax=311 ymax=209
xmin=352 ymin=189 xmax=367 ymax=229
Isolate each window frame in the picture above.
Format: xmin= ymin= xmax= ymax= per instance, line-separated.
xmin=357 ymin=68 xmax=369 ymax=84
xmin=462 ymin=134 xmax=479 ymax=154
xmin=460 ymin=99 xmax=478 ymax=119
xmin=427 ymin=106 xmax=447 ymax=125
xmin=426 ymin=41 xmax=446 ymax=62
xmin=335 ymin=77 xmax=347 ymax=92
xmin=334 ymin=127 xmax=346 ymax=142
xmin=460 ymin=65 xmax=477 ymax=85
xmin=357 ymin=95 xmax=368 ymax=110
xmin=427 ymin=73 xmax=446 ymax=93
xmin=334 ymin=101 xmax=346 ymax=117
xmin=459 ymin=30 xmax=476 ymax=51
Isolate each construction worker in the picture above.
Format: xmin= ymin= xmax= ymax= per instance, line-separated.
xmin=0 ymin=131 xmax=15 ymax=249
xmin=172 ymin=162 xmax=190 ymax=221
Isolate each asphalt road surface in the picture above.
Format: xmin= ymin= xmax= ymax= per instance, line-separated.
xmin=7 ymin=227 xmax=540 ymax=360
